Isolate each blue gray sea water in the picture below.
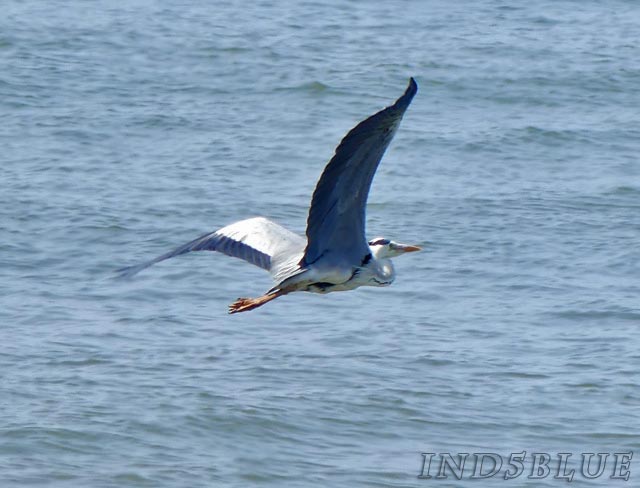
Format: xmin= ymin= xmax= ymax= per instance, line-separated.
xmin=2 ymin=1 xmax=639 ymax=486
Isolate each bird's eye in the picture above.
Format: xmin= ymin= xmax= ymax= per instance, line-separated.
xmin=369 ymin=238 xmax=390 ymax=246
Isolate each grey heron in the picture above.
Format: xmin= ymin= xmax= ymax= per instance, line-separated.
xmin=118 ymin=78 xmax=421 ymax=313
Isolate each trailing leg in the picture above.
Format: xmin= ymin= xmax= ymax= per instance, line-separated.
xmin=228 ymin=289 xmax=287 ymax=314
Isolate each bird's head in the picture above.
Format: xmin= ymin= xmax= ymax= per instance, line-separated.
xmin=368 ymin=237 xmax=422 ymax=259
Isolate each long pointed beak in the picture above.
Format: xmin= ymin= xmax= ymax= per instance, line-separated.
xmin=397 ymin=244 xmax=422 ymax=253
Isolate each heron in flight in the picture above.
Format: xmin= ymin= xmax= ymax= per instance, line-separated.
xmin=119 ymin=78 xmax=421 ymax=313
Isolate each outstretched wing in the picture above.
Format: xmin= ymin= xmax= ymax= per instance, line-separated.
xmin=302 ymin=78 xmax=417 ymax=267
xmin=117 ymin=217 xmax=306 ymax=277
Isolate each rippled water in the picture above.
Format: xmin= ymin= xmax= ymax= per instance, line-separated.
xmin=2 ymin=1 xmax=639 ymax=486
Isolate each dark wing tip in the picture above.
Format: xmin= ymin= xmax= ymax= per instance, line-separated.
xmin=393 ymin=77 xmax=418 ymax=110
xmin=408 ymin=76 xmax=418 ymax=92
xmin=114 ymin=261 xmax=151 ymax=278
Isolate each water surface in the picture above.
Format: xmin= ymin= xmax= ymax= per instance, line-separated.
xmin=1 ymin=1 xmax=639 ymax=486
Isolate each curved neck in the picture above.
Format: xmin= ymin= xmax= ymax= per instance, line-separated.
xmin=368 ymin=245 xmax=396 ymax=284
xmin=369 ymin=256 xmax=395 ymax=284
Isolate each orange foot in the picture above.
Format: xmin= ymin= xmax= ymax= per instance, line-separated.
xmin=228 ymin=291 xmax=283 ymax=314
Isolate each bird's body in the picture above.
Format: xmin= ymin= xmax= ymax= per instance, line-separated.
xmin=119 ymin=78 xmax=421 ymax=313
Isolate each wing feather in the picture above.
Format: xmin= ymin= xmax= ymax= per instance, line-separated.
xmin=302 ymin=78 xmax=417 ymax=267
xmin=117 ymin=217 xmax=305 ymax=278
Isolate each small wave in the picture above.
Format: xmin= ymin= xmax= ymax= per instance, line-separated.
xmin=276 ymin=81 xmax=330 ymax=93
xmin=606 ymin=185 xmax=640 ymax=196
xmin=551 ymin=309 xmax=640 ymax=322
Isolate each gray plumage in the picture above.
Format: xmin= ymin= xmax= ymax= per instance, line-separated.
xmin=118 ymin=78 xmax=420 ymax=313
xmin=303 ymin=77 xmax=417 ymax=267
xmin=117 ymin=217 xmax=306 ymax=284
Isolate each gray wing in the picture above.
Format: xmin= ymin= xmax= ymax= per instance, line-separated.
xmin=301 ymin=78 xmax=417 ymax=267
xmin=117 ymin=217 xmax=306 ymax=278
